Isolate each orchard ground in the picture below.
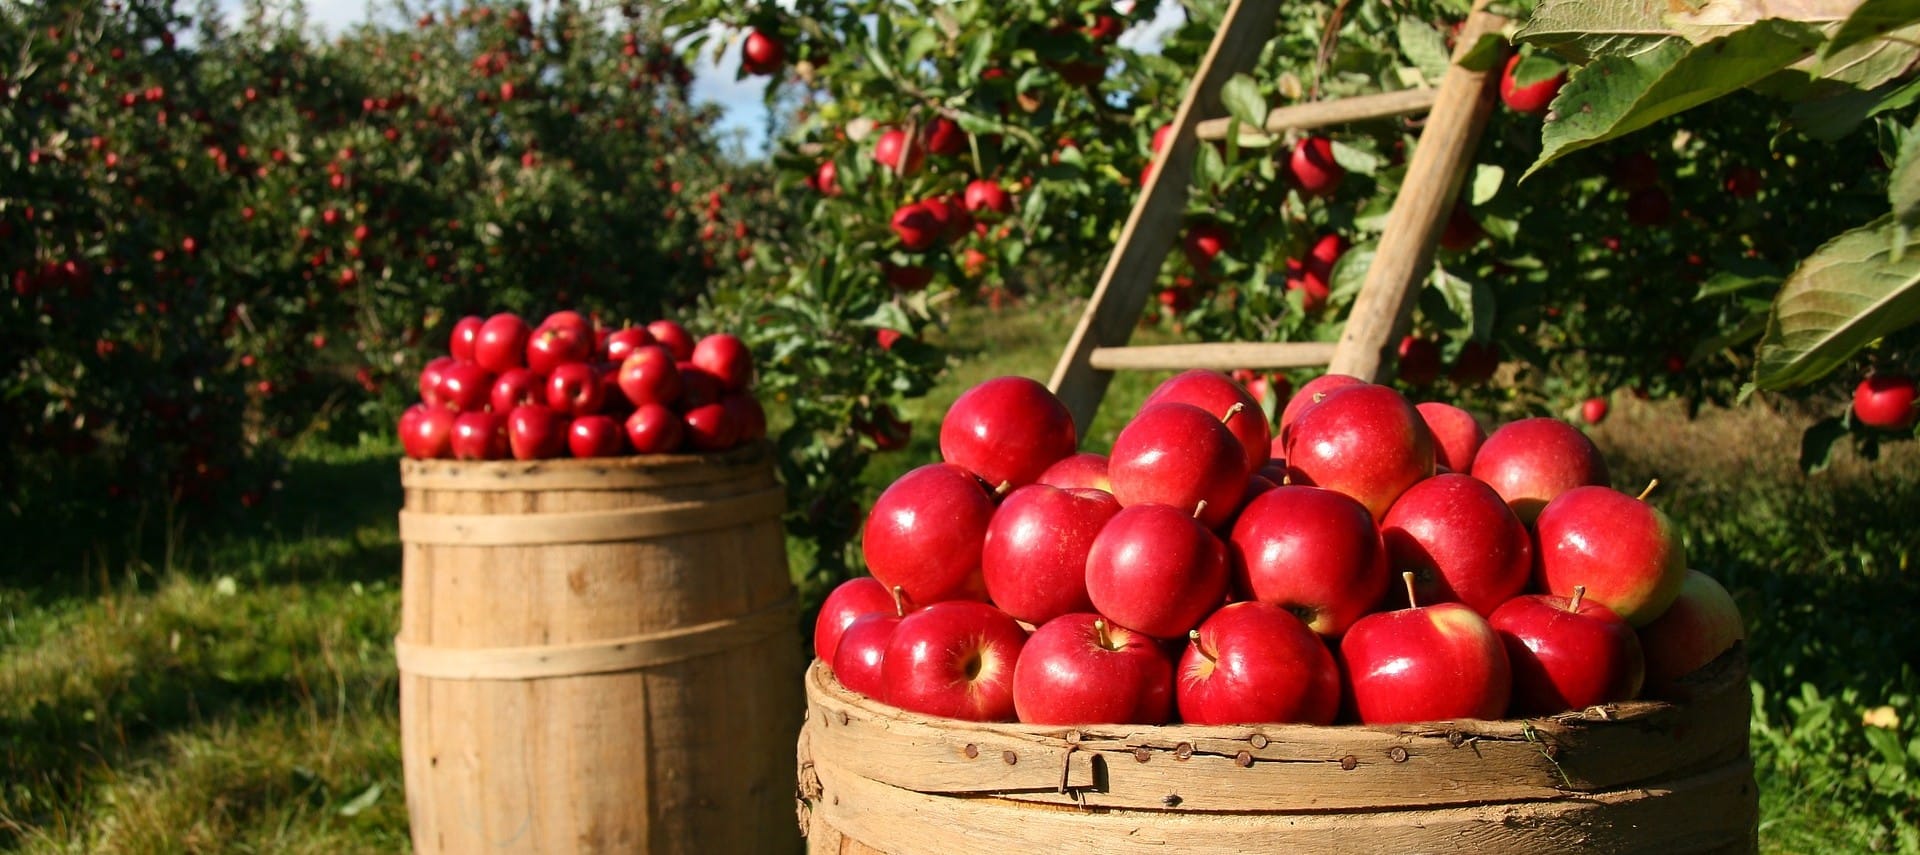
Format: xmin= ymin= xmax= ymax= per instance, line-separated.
xmin=2 ymin=299 xmax=1916 ymax=853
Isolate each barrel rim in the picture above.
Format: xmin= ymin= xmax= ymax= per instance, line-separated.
xmin=398 ymin=440 xmax=773 ymax=487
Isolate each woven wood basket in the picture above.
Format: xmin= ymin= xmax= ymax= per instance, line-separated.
xmin=796 ymin=648 xmax=1756 ymax=854
xmin=397 ymin=443 xmax=803 ymax=854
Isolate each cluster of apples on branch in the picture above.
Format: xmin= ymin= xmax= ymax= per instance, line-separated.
xmin=399 ymin=310 xmax=765 ymax=460
xmin=815 ymin=371 xmax=1745 ymax=726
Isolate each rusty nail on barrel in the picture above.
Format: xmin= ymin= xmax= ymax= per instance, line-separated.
xmin=1389 ymin=747 xmax=1409 ymax=763
xmin=1002 ymin=750 xmax=1018 ymax=765
xmin=1447 ymin=730 xmax=1466 ymax=747
xmin=964 ymin=743 xmax=979 ymax=759
xmin=1234 ymin=750 xmax=1253 ymax=768
xmin=1249 ymin=734 xmax=1268 ymax=749
xmin=1133 ymin=748 xmax=1151 ymax=763
xmin=1340 ymin=754 xmax=1358 ymax=771
xmin=1162 ymin=794 xmax=1182 ymax=807
xmin=1545 ymin=743 xmax=1561 ymax=759
xmin=1174 ymin=742 xmax=1194 ymax=760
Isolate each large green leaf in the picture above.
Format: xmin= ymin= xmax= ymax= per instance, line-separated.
xmin=1514 ymin=0 xmax=1679 ymax=62
xmin=1754 ymin=215 xmax=1920 ymax=388
xmin=1825 ymin=0 xmax=1920 ymax=56
xmin=1890 ymin=120 xmax=1920 ymax=227
xmin=1396 ymin=18 xmax=1451 ymax=84
xmin=1664 ymin=0 xmax=1856 ymax=44
xmin=1220 ymin=73 xmax=1266 ymax=128
xmin=1523 ymin=21 xmax=1824 ymax=180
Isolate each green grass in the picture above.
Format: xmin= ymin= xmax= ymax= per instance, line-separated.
xmin=3 ymin=300 xmax=1916 ymax=852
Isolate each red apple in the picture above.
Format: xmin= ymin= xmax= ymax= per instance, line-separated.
xmin=542 ymin=311 xmax=592 ymax=338
xmin=1340 ymin=573 xmax=1512 ymax=723
xmin=1449 ymin=341 xmax=1501 ymax=385
xmin=1178 ymin=601 xmax=1341 ymax=725
xmin=1853 ymin=374 xmax=1918 ymax=430
xmin=1085 ymin=503 xmax=1229 ymax=640
xmin=490 ymin=368 xmax=544 ymax=414
xmin=1500 ymin=54 xmax=1565 ymax=116
xmin=1396 ymin=336 xmax=1442 ymax=388
xmin=723 ymin=392 xmax=766 ymax=442
xmin=625 ymin=402 xmax=685 ymax=454
xmin=602 ymin=326 xmax=655 ymax=363
xmin=545 ymin=362 xmax=605 ymax=416
xmin=691 ymin=333 xmax=753 ymax=392
xmin=1141 ymin=369 xmax=1271 ymax=472
xmin=679 ymin=363 xmax=724 ymax=409
xmin=646 ymin=320 xmax=696 ymax=361
xmin=833 ymin=612 xmax=903 ymax=699
xmin=881 ymin=601 xmax=1026 ymax=721
xmin=863 ymin=463 xmax=996 ymax=604
xmin=814 ymin=577 xmax=902 ymax=664
xmin=922 ymin=117 xmax=966 ymax=156
xmin=1581 ymin=396 xmax=1610 ymax=425
xmin=741 ymin=28 xmax=784 ymax=76
xmin=526 ymin=322 xmax=595 ymax=375
xmin=1415 ymin=401 xmax=1485 ymax=473
xmin=400 ymin=404 xmax=456 ymax=459
xmin=1013 ymin=613 xmax=1173 ymax=725
xmin=1469 ymin=417 xmax=1610 ymax=523
xmin=1535 ymin=484 xmax=1687 ymax=626
xmin=450 ymin=410 xmax=508 ymax=460
xmin=1284 ymin=384 xmax=1435 ymax=521
xmin=1036 ymin=452 xmax=1111 ymax=492
xmin=872 ymin=128 xmax=924 ymax=175
xmin=1638 ymin=570 xmax=1746 ymax=698
xmin=1277 ymin=373 xmax=1364 ymax=444
xmin=1109 ymin=402 xmax=1249 ymax=530
xmin=474 ymin=312 xmax=530 ymax=373
xmin=938 ymin=376 xmax=1077 ymax=492
xmin=890 ymin=202 xmax=940 ymax=251
xmin=506 ymin=403 xmax=566 ymax=460
xmin=982 ymin=484 xmax=1120 ymax=626
xmin=1228 ymin=486 xmax=1389 ymax=637
xmin=1288 ymin=136 xmax=1344 ymax=197
xmin=419 ymin=356 xmax=457 ymax=408
xmin=682 ymin=402 xmax=739 ymax=451
xmin=449 ymin=315 xmax=484 ymax=362
xmin=1182 ymin=222 xmax=1231 ymax=271
xmin=438 ymin=361 xmax=495 ymax=413
xmin=1491 ymin=586 xmax=1646 ymax=715
xmin=617 ymin=346 xmax=683 ymax=408
xmin=568 ymin=415 xmax=625 ymax=458
xmin=963 ymin=179 xmax=1011 ymax=215
xmin=1380 ymin=474 xmax=1532 ymax=617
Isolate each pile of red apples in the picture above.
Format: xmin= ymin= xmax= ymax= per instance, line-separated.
xmin=815 ymin=371 xmax=1746 ymax=726
xmin=399 ymin=310 xmax=765 ymax=460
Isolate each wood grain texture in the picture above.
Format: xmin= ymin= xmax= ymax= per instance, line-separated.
xmin=1193 ymin=87 xmax=1438 ymax=141
xmin=796 ymin=651 xmax=1757 ymax=854
xmin=399 ymin=443 xmax=805 ymax=854
xmin=1327 ymin=0 xmax=1506 ymax=381
xmin=1047 ymin=0 xmax=1285 ymax=435
xmin=1088 ymin=341 xmax=1337 ymax=371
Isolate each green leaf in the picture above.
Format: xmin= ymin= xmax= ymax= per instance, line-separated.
xmin=1397 ymin=18 xmax=1451 ymax=83
xmin=1515 ymin=0 xmax=1680 ymax=62
xmin=1813 ymin=22 xmax=1920 ymax=90
xmin=961 ymin=30 xmax=997 ymax=80
xmin=1690 ymin=308 xmax=1770 ymax=360
xmin=1456 ymin=33 xmax=1507 ymax=72
xmin=1220 ymin=73 xmax=1267 ymax=128
xmin=1328 ymin=243 xmax=1377 ymax=307
xmin=1695 ymin=269 xmax=1782 ymax=299
xmin=1470 ymin=164 xmax=1505 ymax=205
xmin=1754 ymin=214 xmax=1920 ymax=389
xmin=904 ymin=28 xmax=942 ymax=68
xmin=337 ymin=782 xmax=384 ymax=818
xmin=860 ymin=300 xmax=914 ymax=332
xmin=1891 ymin=119 xmax=1920 ymax=228
xmin=1511 ymin=54 xmax=1565 ymax=87
xmin=1825 ymin=0 xmax=1920 ymax=56
xmin=1665 ymin=0 xmax=1854 ymax=45
xmin=1524 ymin=21 xmax=1823 ymax=180
xmin=1788 ymin=74 xmax=1920 ymax=140
xmin=1798 ymin=415 xmax=1849 ymax=473
xmin=1329 ymin=140 xmax=1382 ymax=177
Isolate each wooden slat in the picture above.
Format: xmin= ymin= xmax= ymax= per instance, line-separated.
xmin=1088 ymin=342 xmax=1336 ymax=372
xmin=1193 ymin=88 xmax=1438 ymax=141
xmin=1327 ymin=0 xmax=1507 ymax=381
xmin=1047 ymin=0 xmax=1285 ymax=437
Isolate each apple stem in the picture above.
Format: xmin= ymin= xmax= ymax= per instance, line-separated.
xmin=1402 ymin=571 xmax=1418 ymax=610
xmin=1188 ymin=629 xmax=1215 ymax=663
xmin=1222 ymin=402 xmax=1246 ymax=422
xmin=1192 ymin=500 xmax=1209 ymax=520
xmin=1569 ymin=585 xmax=1586 ymax=613
xmin=890 ymin=585 xmax=908 ymax=617
xmin=1094 ymin=618 xmax=1113 ymax=650
xmin=1636 ymin=479 xmax=1660 ymax=502
xmin=995 ymin=480 xmax=1013 ymax=497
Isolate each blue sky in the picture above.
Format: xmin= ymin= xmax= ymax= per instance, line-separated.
xmin=222 ymin=1 xmax=1185 ymax=158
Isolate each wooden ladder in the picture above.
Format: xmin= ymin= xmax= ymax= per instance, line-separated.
xmin=1047 ymin=0 xmax=1508 ymax=434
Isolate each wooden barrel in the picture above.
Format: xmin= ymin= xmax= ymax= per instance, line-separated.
xmin=797 ymin=649 xmax=1757 ymax=854
xmin=398 ymin=444 xmax=803 ymax=854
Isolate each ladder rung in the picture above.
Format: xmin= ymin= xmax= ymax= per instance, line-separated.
xmin=1194 ymin=88 xmax=1438 ymax=141
xmin=1088 ymin=342 xmax=1337 ymax=372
